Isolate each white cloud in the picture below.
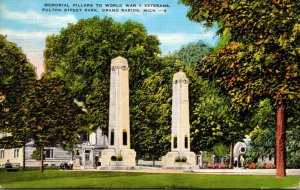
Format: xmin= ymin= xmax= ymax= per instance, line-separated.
xmin=0 ymin=28 xmax=50 ymax=40
xmin=156 ymin=32 xmax=215 ymax=45
xmin=1 ymin=5 xmax=77 ymax=28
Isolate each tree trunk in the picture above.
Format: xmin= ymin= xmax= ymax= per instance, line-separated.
xmin=276 ymin=104 xmax=286 ymax=177
xmin=22 ymin=143 xmax=26 ymax=170
xmin=40 ymin=146 xmax=44 ymax=173
xmin=229 ymin=142 xmax=233 ymax=168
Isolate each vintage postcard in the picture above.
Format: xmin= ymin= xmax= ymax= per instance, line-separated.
xmin=0 ymin=0 xmax=299 ymax=189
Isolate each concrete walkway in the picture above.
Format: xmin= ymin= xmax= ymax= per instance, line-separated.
xmin=73 ymin=167 xmax=300 ymax=176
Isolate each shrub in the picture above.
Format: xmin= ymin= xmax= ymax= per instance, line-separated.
xmin=202 ymin=152 xmax=213 ymax=163
xmin=31 ymin=149 xmax=41 ymax=160
xmin=175 ymin=156 xmax=187 ymax=162
xmin=116 ymin=154 xmax=123 ymax=161
xmin=111 ymin=156 xmax=117 ymax=161
xmin=256 ymin=163 xmax=264 ymax=169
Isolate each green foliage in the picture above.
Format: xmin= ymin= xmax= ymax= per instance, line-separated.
xmin=214 ymin=27 xmax=231 ymax=53
xmin=175 ymin=156 xmax=181 ymax=162
xmin=286 ymin=126 xmax=300 ymax=168
xmin=245 ymin=128 xmax=275 ymax=165
xmin=131 ymin=56 xmax=177 ymax=160
xmin=202 ymin=152 xmax=213 ymax=164
xmin=27 ymin=78 xmax=85 ymax=148
xmin=181 ymin=0 xmax=300 ymax=175
xmin=31 ymin=149 xmax=41 ymax=160
xmin=189 ymin=72 xmax=245 ymax=152
xmin=132 ymin=49 xmax=245 ymax=157
xmin=212 ymin=143 xmax=228 ymax=157
xmin=181 ymin=0 xmax=300 ymax=105
xmin=250 ymin=99 xmax=276 ymax=129
xmin=256 ymin=163 xmax=264 ymax=169
xmin=0 ymin=34 xmax=36 ymax=148
xmin=111 ymin=154 xmax=123 ymax=161
xmin=245 ymin=99 xmax=300 ymax=168
xmin=44 ymin=16 xmax=161 ymax=134
xmin=245 ymin=99 xmax=276 ymax=164
xmin=285 ymin=101 xmax=300 ymax=168
xmin=174 ymin=156 xmax=187 ymax=162
xmin=173 ymin=41 xmax=213 ymax=67
xmin=116 ymin=154 xmax=123 ymax=161
xmin=43 ymin=16 xmax=247 ymax=159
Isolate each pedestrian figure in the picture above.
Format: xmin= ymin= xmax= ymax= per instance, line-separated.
xmin=4 ymin=160 xmax=12 ymax=169
xmin=69 ymin=160 xmax=73 ymax=170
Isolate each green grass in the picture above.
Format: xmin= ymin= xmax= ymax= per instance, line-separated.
xmin=0 ymin=169 xmax=299 ymax=188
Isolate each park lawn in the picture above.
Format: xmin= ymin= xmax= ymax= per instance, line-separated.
xmin=0 ymin=170 xmax=299 ymax=189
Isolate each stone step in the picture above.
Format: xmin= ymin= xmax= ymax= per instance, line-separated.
xmin=84 ymin=165 xmax=95 ymax=169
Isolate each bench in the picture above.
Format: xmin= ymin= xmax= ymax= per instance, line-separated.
xmin=5 ymin=163 xmax=20 ymax=172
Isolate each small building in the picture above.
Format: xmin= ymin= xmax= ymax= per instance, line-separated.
xmin=0 ymin=128 xmax=108 ymax=169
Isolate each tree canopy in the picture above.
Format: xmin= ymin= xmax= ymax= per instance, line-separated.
xmin=173 ymin=41 xmax=213 ymax=67
xmin=0 ymin=34 xmax=36 ymax=148
xmin=44 ymin=16 xmax=161 ymax=134
xmin=182 ymin=0 xmax=300 ymax=105
xmin=27 ymin=78 xmax=86 ymax=172
xmin=181 ymin=0 xmax=300 ymax=177
xmin=27 ymin=78 xmax=85 ymax=148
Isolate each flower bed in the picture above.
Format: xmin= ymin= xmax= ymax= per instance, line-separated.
xmin=247 ymin=163 xmax=275 ymax=169
xmin=264 ymin=163 xmax=275 ymax=169
xmin=247 ymin=163 xmax=256 ymax=169
xmin=207 ymin=163 xmax=229 ymax=169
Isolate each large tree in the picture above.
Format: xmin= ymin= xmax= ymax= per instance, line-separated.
xmin=27 ymin=78 xmax=85 ymax=172
xmin=44 ymin=17 xmax=161 ymax=135
xmin=131 ymin=57 xmax=175 ymax=161
xmin=181 ymin=0 xmax=300 ymax=177
xmin=0 ymin=34 xmax=37 ymax=168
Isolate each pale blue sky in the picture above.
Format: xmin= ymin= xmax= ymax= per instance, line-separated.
xmin=0 ymin=0 xmax=219 ymax=76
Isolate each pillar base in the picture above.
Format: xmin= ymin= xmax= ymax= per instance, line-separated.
xmin=99 ymin=148 xmax=137 ymax=169
xmin=162 ymin=151 xmax=197 ymax=169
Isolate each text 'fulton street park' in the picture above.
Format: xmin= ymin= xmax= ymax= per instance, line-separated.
xmin=42 ymin=3 xmax=171 ymax=13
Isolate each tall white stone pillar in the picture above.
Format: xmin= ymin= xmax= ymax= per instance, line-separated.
xmin=171 ymin=72 xmax=190 ymax=153
xmin=98 ymin=56 xmax=137 ymax=169
xmin=163 ymin=71 xmax=196 ymax=168
xmin=108 ymin=56 xmax=130 ymax=151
